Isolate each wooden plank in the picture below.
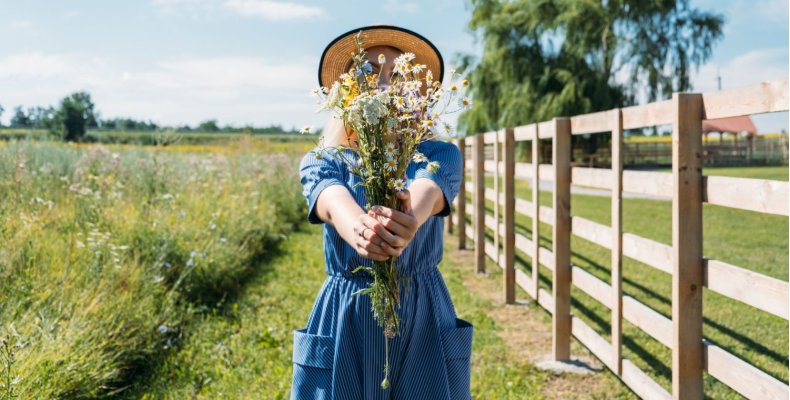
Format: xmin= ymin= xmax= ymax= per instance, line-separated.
xmin=483 ymin=130 xmax=497 ymax=144
xmin=622 ymin=99 xmax=673 ymax=130
xmin=704 ymin=340 xmax=789 ymax=400
xmin=622 ymin=295 xmax=673 ymax=348
xmin=621 ymin=358 xmax=672 ymax=400
xmin=671 ymin=92 xmax=704 ymax=399
xmin=465 ymin=225 xmax=474 ymax=245
xmin=514 ymin=123 xmax=537 ymax=142
xmin=703 ymin=175 xmax=789 ymax=216
xmin=571 ymin=316 xmax=616 ymax=371
xmin=538 ymin=120 xmax=556 ymax=139
xmin=515 ymin=268 xmax=536 ymax=298
xmin=503 ymin=128 xmax=516 ymax=304
xmin=539 ymin=247 xmax=555 ymax=271
xmin=701 ymin=79 xmax=789 ymax=119
xmin=538 ymin=288 xmax=554 ymax=313
xmin=552 ymin=117 xmax=572 ymax=361
xmin=473 ymin=133 xmax=486 ymax=274
xmin=570 ymin=110 xmax=612 ymax=135
xmin=538 ymin=164 xmax=555 ymax=182
xmin=705 ymin=258 xmax=789 ymax=320
xmin=571 ymin=167 xmax=611 ymax=189
xmin=623 ymin=170 xmax=673 ymax=198
xmin=571 ymin=266 xmax=612 ymax=309
xmin=457 ymin=138 xmax=467 ymax=250
xmin=571 ymin=216 xmax=611 ymax=249
xmin=515 ymin=197 xmax=534 ymax=218
xmin=611 ymin=108 xmax=624 ymax=375
xmin=622 ymin=233 xmax=673 ymax=275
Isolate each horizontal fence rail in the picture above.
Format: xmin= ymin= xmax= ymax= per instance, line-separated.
xmin=447 ymin=79 xmax=789 ymax=399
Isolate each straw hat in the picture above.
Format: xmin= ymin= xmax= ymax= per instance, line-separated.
xmin=318 ymin=25 xmax=444 ymax=89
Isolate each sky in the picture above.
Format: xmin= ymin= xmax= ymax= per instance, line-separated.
xmin=1 ymin=0 xmax=787 ymax=133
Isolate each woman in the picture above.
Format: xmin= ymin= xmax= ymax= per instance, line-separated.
xmin=292 ymin=25 xmax=473 ymax=400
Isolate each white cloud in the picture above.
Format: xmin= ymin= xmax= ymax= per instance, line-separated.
xmin=692 ymin=47 xmax=788 ymax=93
xmin=383 ymin=0 xmax=417 ymax=14
xmin=0 ymin=53 xmax=73 ymax=79
xmin=223 ymin=0 xmax=323 ymax=20
xmin=10 ymin=20 xmax=32 ymax=28
xmin=0 ymin=52 xmax=323 ymax=128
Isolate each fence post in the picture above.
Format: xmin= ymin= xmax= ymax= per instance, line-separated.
xmin=447 ymin=140 xmax=459 ymax=235
xmin=473 ymin=133 xmax=486 ymax=274
xmin=458 ymin=138 xmax=467 ymax=250
xmin=494 ymin=130 xmax=500 ymax=268
xmin=552 ymin=117 xmax=572 ymax=360
xmin=532 ymin=124 xmax=541 ymax=301
xmin=671 ymin=93 xmax=704 ymax=400
xmin=610 ymin=109 xmax=624 ymax=375
xmin=503 ymin=128 xmax=516 ymax=304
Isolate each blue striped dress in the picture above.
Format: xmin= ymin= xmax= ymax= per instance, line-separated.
xmin=292 ymin=139 xmax=473 ymax=400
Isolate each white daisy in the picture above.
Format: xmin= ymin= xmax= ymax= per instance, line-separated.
xmin=412 ymin=152 xmax=428 ymax=163
xmin=300 ymin=125 xmax=314 ymax=134
xmin=458 ymin=97 xmax=473 ymax=110
xmin=384 ymin=158 xmax=398 ymax=172
xmin=426 ymin=161 xmax=440 ymax=173
xmin=391 ymin=178 xmax=406 ymax=191
xmin=384 ymin=142 xmax=399 ymax=158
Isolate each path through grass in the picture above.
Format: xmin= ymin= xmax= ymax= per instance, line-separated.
xmin=133 ymin=221 xmax=635 ymax=399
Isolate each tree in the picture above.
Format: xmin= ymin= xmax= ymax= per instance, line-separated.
xmin=69 ymin=91 xmax=99 ymax=128
xmin=198 ymin=119 xmax=219 ymax=132
xmin=51 ymin=93 xmax=89 ymax=141
xmin=458 ymin=0 xmax=724 ymax=135
xmin=10 ymin=106 xmax=31 ymax=128
xmin=0 ymin=104 xmax=4 ymax=127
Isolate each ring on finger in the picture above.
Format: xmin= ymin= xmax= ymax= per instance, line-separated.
xmin=359 ymin=227 xmax=369 ymax=239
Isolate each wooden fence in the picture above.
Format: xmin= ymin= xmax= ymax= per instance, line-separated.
xmin=445 ymin=80 xmax=789 ymax=399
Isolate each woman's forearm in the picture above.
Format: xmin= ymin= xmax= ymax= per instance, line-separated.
xmin=407 ymin=178 xmax=446 ymax=228
xmin=315 ymin=185 xmax=365 ymax=245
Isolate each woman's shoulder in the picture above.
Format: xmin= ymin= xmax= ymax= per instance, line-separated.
xmin=417 ymin=138 xmax=461 ymax=155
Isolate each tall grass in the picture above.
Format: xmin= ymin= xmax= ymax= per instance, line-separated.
xmin=0 ymin=138 xmax=304 ymax=398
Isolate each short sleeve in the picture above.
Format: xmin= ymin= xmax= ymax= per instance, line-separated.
xmin=299 ymin=149 xmax=346 ymax=224
xmin=414 ymin=141 xmax=463 ymax=217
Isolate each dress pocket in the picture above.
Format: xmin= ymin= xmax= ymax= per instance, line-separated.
xmin=291 ymin=328 xmax=335 ymax=400
xmin=440 ymin=317 xmax=474 ymax=400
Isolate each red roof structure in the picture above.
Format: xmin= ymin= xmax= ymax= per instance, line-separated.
xmin=702 ymin=115 xmax=757 ymax=134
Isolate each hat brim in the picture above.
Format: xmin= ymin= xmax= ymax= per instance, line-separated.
xmin=318 ymin=25 xmax=444 ymax=89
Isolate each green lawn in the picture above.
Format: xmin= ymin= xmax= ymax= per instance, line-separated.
xmin=654 ymin=164 xmax=788 ymax=181
xmin=466 ymin=164 xmax=789 ymax=398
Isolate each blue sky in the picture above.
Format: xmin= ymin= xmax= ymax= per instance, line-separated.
xmin=1 ymin=0 xmax=787 ymax=132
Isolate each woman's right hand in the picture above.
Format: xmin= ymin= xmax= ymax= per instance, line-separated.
xmin=352 ymin=216 xmax=391 ymax=262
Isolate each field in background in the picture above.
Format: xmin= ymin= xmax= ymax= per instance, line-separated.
xmin=0 ymin=137 xmax=306 ymax=398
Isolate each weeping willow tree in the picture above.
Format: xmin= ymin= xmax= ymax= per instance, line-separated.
xmin=458 ymin=0 xmax=724 ymax=137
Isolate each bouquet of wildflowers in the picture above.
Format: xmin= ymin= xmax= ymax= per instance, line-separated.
xmin=307 ymin=31 xmax=470 ymax=389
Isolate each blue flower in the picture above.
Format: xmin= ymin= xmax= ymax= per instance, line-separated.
xmin=356 ymin=61 xmax=373 ymax=76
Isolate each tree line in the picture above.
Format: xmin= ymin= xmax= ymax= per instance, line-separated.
xmin=0 ymin=91 xmax=305 ymax=142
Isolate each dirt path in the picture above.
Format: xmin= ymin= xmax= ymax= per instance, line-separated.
xmin=441 ymin=232 xmax=637 ymax=400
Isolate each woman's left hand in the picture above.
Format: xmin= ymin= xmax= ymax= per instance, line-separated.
xmin=357 ymin=190 xmax=419 ymax=257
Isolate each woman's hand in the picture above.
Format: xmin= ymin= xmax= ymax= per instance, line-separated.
xmin=352 ymin=221 xmax=392 ymax=262
xmin=357 ymin=190 xmax=419 ymax=258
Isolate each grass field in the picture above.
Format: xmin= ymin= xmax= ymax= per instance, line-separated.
xmin=469 ymin=163 xmax=789 ymax=398
xmin=0 ymin=138 xmax=306 ymax=398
